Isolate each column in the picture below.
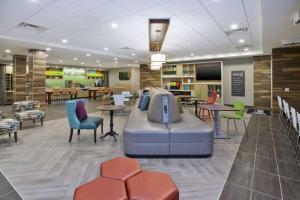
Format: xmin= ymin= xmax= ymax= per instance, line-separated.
xmin=28 ymin=49 xmax=46 ymax=107
xmin=13 ymin=55 xmax=27 ymax=102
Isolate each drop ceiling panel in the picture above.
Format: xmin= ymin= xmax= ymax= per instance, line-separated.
xmin=26 ymin=0 xmax=86 ymax=28
xmin=161 ymin=0 xmax=202 ymax=15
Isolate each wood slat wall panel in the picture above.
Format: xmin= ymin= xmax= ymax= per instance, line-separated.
xmin=140 ymin=64 xmax=161 ymax=89
xmin=253 ymin=56 xmax=271 ymax=109
xmin=272 ymin=46 xmax=300 ymax=113
xmin=13 ymin=55 xmax=27 ymax=101
xmin=28 ymin=50 xmax=46 ymax=108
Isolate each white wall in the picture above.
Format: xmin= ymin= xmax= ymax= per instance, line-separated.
xmin=223 ymin=57 xmax=254 ymax=106
xmin=108 ymin=67 xmax=140 ymax=91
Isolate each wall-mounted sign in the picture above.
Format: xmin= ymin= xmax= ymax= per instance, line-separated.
xmin=45 ymin=68 xmax=64 ymax=77
xmin=64 ymin=68 xmax=85 ymax=76
xmin=86 ymin=70 xmax=104 ymax=78
xmin=231 ymin=70 xmax=245 ymax=97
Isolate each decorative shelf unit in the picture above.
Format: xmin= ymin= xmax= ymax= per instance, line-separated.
xmin=161 ymin=61 xmax=223 ymax=102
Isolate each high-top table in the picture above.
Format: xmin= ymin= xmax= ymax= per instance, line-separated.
xmin=97 ymin=105 xmax=124 ymax=141
xmin=198 ymin=104 xmax=237 ymax=139
xmin=188 ymin=97 xmax=203 ymax=117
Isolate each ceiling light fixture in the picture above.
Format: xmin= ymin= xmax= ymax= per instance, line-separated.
xmin=111 ymin=23 xmax=118 ymax=28
xmin=114 ymin=61 xmax=118 ymax=64
xmin=113 ymin=57 xmax=118 ymax=61
xmin=61 ymin=39 xmax=68 ymax=43
xmin=45 ymin=47 xmax=51 ymax=51
xmin=86 ymin=53 xmax=91 ymax=57
xmin=4 ymin=49 xmax=11 ymax=53
xmin=230 ymin=24 xmax=238 ymax=30
xmin=150 ymin=62 xmax=162 ymax=70
xmin=104 ymin=47 xmax=108 ymax=51
xmin=96 ymin=60 xmax=100 ymax=63
xmin=134 ymin=60 xmax=138 ymax=63
xmin=59 ymin=60 xmax=63 ymax=63
xmin=73 ymin=57 xmax=78 ymax=61
xmin=244 ymin=48 xmax=249 ymax=51
xmin=81 ymin=62 xmax=85 ymax=65
xmin=190 ymin=53 xmax=195 ymax=56
xmin=131 ymin=53 xmax=135 ymax=56
xmin=238 ymin=39 xmax=245 ymax=43
xmin=45 ymin=54 xmax=49 ymax=57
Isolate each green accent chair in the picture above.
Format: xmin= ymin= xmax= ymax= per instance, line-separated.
xmin=220 ymin=101 xmax=248 ymax=138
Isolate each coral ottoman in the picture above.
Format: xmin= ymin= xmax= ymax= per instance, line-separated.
xmin=100 ymin=157 xmax=142 ymax=181
xmin=74 ymin=177 xmax=127 ymax=200
xmin=126 ymin=171 xmax=179 ymax=200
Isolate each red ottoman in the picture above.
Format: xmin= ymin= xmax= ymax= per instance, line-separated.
xmin=74 ymin=177 xmax=127 ymax=200
xmin=100 ymin=157 xmax=142 ymax=181
xmin=126 ymin=171 xmax=179 ymax=200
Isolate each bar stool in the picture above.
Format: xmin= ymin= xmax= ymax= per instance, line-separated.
xmin=62 ymin=88 xmax=70 ymax=102
xmin=70 ymin=88 xmax=77 ymax=100
xmin=52 ymin=88 xmax=62 ymax=104
xmin=295 ymin=112 xmax=300 ymax=158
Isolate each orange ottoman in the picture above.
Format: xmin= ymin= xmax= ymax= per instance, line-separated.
xmin=74 ymin=177 xmax=127 ymax=200
xmin=126 ymin=171 xmax=179 ymax=200
xmin=100 ymin=157 xmax=142 ymax=181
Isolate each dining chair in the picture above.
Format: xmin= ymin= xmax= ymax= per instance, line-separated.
xmin=220 ymin=101 xmax=248 ymax=138
xmin=113 ymin=95 xmax=127 ymax=115
xmin=289 ymin=107 xmax=298 ymax=149
xmin=277 ymin=96 xmax=284 ymax=122
xmin=282 ymin=100 xmax=292 ymax=133
xmin=198 ymin=91 xmax=217 ymax=120
xmin=52 ymin=88 xmax=62 ymax=104
xmin=66 ymin=100 xmax=103 ymax=143
xmin=295 ymin=112 xmax=300 ymax=158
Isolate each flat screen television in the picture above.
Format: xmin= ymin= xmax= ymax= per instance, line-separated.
xmin=195 ymin=63 xmax=221 ymax=81
xmin=119 ymin=71 xmax=130 ymax=80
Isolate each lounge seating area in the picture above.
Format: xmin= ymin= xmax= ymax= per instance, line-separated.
xmin=0 ymin=1 xmax=300 ymax=200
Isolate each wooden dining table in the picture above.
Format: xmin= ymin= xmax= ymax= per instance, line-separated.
xmin=198 ymin=104 xmax=238 ymax=139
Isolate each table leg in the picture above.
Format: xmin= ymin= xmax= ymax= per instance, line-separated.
xmin=195 ymin=100 xmax=198 ymax=117
xmin=47 ymin=93 xmax=52 ymax=105
xmin=213 ymin=110 xmax=230 ymax=139
xmin=93 ymin=90 xmax=97 ymax=100
xmin=88 ymin=90 xmax=91 ymax=99
xmin=100 ymin=110 xmax=118 ymax=141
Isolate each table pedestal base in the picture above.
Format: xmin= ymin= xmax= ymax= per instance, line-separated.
xmin=100 ymin=131 xmax=118 ymax=141
xmin=214 ymin=131 xmax=230 ymax=139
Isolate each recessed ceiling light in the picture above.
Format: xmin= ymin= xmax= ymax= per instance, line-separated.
xmin=61 ymin=39 xmax=68 ymax=43
xmin=73 ymin=57 xmax=78 ymax=61
xmin=45 ymin=47 xmax=51 ymax=51
xmin=114 ymin=61 xmax=118 ymax=64
xmin=244 ymin=48 xmax=249 ymax=51
xmin=230 ymin=24 xmax=238 ymax=30
xmin=134 ymin=60 xmax=138 ymax=63
xmin=190 ymin=53 xmax=195 ymax=56
xmin=45 ymin=54 xmax=49 ymax=57
xmin=96 ymin=60 xmax=100 ymax=63
xmin=99 ymin=64 xmax=102 ymax=67
xmin=4 ymin=49 xmax=11 ymax=53
xmin=128 ymin=64 xmax=131 ymax=67
xmin=59 ymin=60 xmax=63 ymax=63
xmin=81 ymin=62 xmax=85 ymax=65
xmin=111 ymin=23 xmax=118 ymax=28
xmin=104 ymin=47 xmax=108 ymax=51
xmin=131 ymin=53 xmax=135 ymax=56
xmin=86 ymin=53 xmax=91 ymax=57
xmin=113 ymin=57 xmax=118 ymax=61
xmin=238 ymin=39 xmax=245 ymax=43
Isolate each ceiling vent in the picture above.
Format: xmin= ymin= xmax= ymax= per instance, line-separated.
xmin=282 ymin=40 xmax=300 ymax=46
xmin=121 ymin=47 xmax=132 ymax=50
xmin=225 ymin=27 xmax=248 ymax=35
xmin=236 ymin=44 xmax=252 ymax=50
xmin=18 ymin=22 xmax=47 ymax=32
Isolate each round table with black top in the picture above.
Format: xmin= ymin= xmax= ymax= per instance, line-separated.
xmin=96 ymin=105 xmax=124 ymax=142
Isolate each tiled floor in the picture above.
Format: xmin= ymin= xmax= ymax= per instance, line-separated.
xmin=220 ymin=115 xmax=300 ymax=200
xmin=0 ymin=170 xmax=21 ymax=200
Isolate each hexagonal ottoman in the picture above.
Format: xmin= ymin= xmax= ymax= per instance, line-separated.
xmin=126 ymin=171 xmax=179 ymax=200
xmin=74 ymin=177 xmax=127 ymax=200
xmin=100 ymin=157 xmax=142 ymax=181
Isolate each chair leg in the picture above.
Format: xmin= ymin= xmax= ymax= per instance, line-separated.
xmin=94 ymin=129 xmax=97 ymax=143
xmin=69 ymin=128 xmax=73 ymax=143
xmin=227 ymin=119 xmax=230 ymax=136
xmin=233 ymin=119 xmax=238 ymax=132
xmin=8 ymin=132 xmax=11 ymax=138
xmin=77 ymin=129 xmax=80 ymax=136
xmin=243 ymin=120 xmax=248 ymax=140
xmin=19 ymin=122 xmax=22 ymax=130
xmin=101 ymin=123 xmax=104 ymax=134
xmin=14 ymin=132 xmax=17 ymax=142
xmin=41 ymin=118 xmax=43 ymax=126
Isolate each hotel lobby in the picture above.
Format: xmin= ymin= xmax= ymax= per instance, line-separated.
xmin=0 ymin=0 xmax=300 ymax=200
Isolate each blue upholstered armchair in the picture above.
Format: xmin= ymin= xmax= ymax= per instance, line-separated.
xmin=66 ymin=100 xmax=103 ymax=143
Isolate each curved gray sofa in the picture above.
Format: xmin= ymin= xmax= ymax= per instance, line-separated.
xmin=124 ymin=88 xmax=213 ymax=157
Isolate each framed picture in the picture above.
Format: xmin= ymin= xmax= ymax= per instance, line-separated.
xmin=119 ymin=71 xmax=130 ymax=80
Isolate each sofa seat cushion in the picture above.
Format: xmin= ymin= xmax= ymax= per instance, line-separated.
xmin=79 ymin=117 xmax=103 ymax=129
xmin=168 ymin=112 xmax=213 ymax=143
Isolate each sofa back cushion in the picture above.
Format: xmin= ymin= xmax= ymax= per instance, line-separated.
xmin=76 ymin=100 xmax=87 ymax=121
xmin=147 ymin=88 xmax=181 ymax=124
